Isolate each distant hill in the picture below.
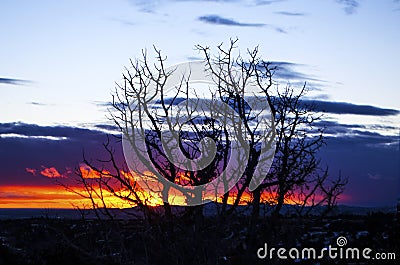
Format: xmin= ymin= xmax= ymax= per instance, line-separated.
xmin=0 ymin=203 xmax=396 ymax=220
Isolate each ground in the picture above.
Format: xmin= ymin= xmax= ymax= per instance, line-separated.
xmin=0 ymin=211 xmax=398 ymax=265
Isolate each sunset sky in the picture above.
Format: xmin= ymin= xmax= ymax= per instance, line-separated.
xmin=0 ymin=0 xmax=399 ymax=208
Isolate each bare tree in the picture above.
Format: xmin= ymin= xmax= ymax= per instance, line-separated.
xmin=196 ymin=39 xmax=347 ymax=221
xmin=66 ymin=39 xmax=346 ymax=222
xmin=195 ymin=40 xmax=276 ymax=218
xmin=107 ymin=46 xmax=257 ymax=224
xmin=57 ymin=39 xmax=350 ymax=264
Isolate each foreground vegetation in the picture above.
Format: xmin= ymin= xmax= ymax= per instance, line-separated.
xmin=0 ymin=210 xmax=398 ymax=265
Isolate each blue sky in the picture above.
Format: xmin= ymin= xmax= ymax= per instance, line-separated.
xmin=1 ymin=0 xmax=399 ymax=126
xmin=0 ymin=0 xmax=399 ymax=207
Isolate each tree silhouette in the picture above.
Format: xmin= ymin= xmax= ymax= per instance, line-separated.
xmin=66 ymin=39 xmax=347 ymax=221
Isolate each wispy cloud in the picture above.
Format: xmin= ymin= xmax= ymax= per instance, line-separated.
xmin=94 ymin=124 xmax=119 ymax=133
xmin=0 ymin=77 xmax=30 ymax=86
xmin=198 ymin=15 xmax=265 ymax=27
xmin=316 ymin=120 xmax=399 ymax=143
xmin=255 ymin=0 xmax=285 ymax=5
xmin=335 ymin=0 xmax=359 ymax=14
xmin=28 ymin=102 xmax=46 ymax=106
xmin=131 ymin=0 xmax=285 ymax=13
xmin=25 ymin=168 xmax=37 ymax=176
xmin=0 ymin=122 xmax=107 ymax=140
xmin=178 ymin=0 xmax=238 ymax=2
xmin=148 ymin=94 xmax=399 ymax=117
xmin=368 ymin=173 xmax=383 ymax=180
xmin=304 ymin=100 xmax=400 ymax=116
xmin=274 ymin=11 xmax=306 ymax=16
xmin=393 ymin=0 xmax=400 ymax=11
xmin=131 ymin=0 xmax=240 ymax=14
xmin=266 ymin=61 xmax=324 ymax=83
xmin=110 ymin=18 xmax=135 ymax=26
xmin=0 ymin=133 xmax=68 ymax=141
xmin=274 ymin=27 xmax=287 ymax=33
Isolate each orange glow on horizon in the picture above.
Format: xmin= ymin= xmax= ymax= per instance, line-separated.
xmin=0 ymin=178 xmax=351 ymax=209
xmin=0 ymin=185 xmax=87 ymax=208
xmin=15 ymin=165 xmax=352 ymax=209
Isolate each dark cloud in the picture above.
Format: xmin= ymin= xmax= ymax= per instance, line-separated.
xmin=315 ymin=121 xmax=399 ymax=150
xmin=256 ymin=0 xmax=285 ymax=5
xmin=198 ymin=15 xmax=265 ymax=27
xmin=306 ymin=94 xmax=331 ymax=100
xmin=274 ymin=27 xmax=287 ymax=33
xmin=94 ymin=124 xmax=120 ymax=132
xmin=316 ymin=120 xmax=365 ymax=134
xmin=0 ymin=120 xmax=398 ymax=206
xmin=0 ymin=77 xmax=30 ymax=86
xmin=320 ymin=141 xmax=400 ymax=206
xmin=111 ymin=18 xmax=135 ymax=26
xmin=93 ymin=101 xmax=110 ymax=107
xmin=0 ymin=122 xmax=109 ymax=140
xmin=320 ymin=133 xmax=399 ymax=206
xmin=368 ymin=173 xmax=382 ymax=180
xmin=302 ymin=100 xmax=400 ymax=116
xmin=393 ymin=0 xmax=400 ymax=11
xmin=268 ymin=61 xmax=306 ymax=79
xmin=132 ymin=0 xmax=285 ymax=13
xmin=149 ymin=95 xmax=399 ymax=117
xmin=186 ymin=56 xmax=203 ymax=61
xmin=317 ymin=121 xmax=398 ymax=138
xmin=316 ymin=120 xmax=398 ymax=206
xmin=264 ymin=61 xmax=324 ymax=85
xmin=335 ymin=0 xmax=359 ymax=14
xmin=274 ymin=11 xmax=306 ymax=16
xmin=325 ymin=128 xmax=399 ymax=150
xmin=93 ymin=100 xmax=127 ymax=111
xmin=178 ymin=0 xmax=238 ymax=2
xmin=369 ymin=124 xmax=399 ymax=131
xmin=28 ymin=102 xmax=46 ymax=106
xmin=0 ymin=123 xmax=121 ymax=186
xmin=131 ymin=0 xmax=240 ymax=13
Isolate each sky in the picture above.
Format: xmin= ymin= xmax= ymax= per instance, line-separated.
xmin=0 ymin=0 xmax=399 ymax=208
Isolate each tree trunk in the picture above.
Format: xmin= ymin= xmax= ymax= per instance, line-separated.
xmin=273 ymin=185 xmax=285 ymax=217
xmin=251 ymin=187 xmax=261 ymax=224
